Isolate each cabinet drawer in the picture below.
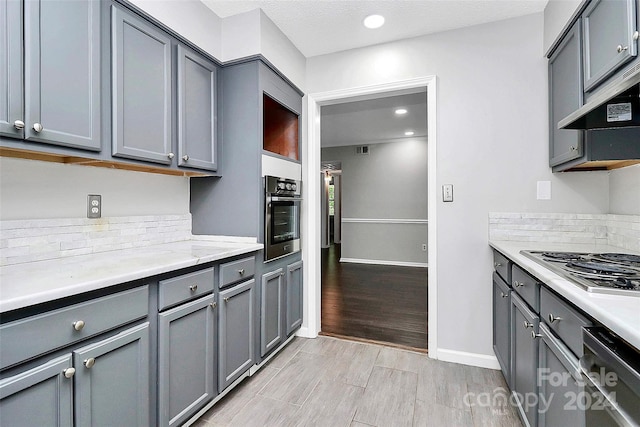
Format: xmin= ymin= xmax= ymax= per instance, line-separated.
xmin=540 ymin=286 xmax=592 ymax=357
xmin=512 ymin=264 xmax=540 ymax=312
xmin=492 ymin=250 xmax=511 ymax=284
xmin=220 ymin=257 xmax=255 ymax=289
xmin=0 ymin=286 xmax=148 ymax=370
xmin=158 ymin=267 xmax=214 ymax=311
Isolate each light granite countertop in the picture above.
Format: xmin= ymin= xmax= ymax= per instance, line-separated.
xmin=0 ymin=237 xmax=263 ymax=313
xmin=489 ymin=240 xmax=640 ymax=350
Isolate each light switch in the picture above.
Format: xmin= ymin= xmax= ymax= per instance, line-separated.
xmin=537 ymin=181 xmax=551 ymax=200
xmin=442 ymin=184 xmax=453 ymax=202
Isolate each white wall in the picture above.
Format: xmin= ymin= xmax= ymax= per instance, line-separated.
xmin=322 ymin=140 xmax=428 ymax=265
xmin=609 ymin=164 xmax=640 ymax=215
xmin=543 ymin=0 xmax=583 ymax=54
xmin=0 ymin=157 xmax=189 ymax=220
xmin=307 ymin=13 xmax=611 ymax=358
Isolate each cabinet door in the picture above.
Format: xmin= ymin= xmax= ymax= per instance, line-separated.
xmin=74 ymin=322 xmax=150 ymax=427
xmin=0 ymin=354 xmax=73 ymax=427
xmin=177 ymin=45 xmax=218 ymax=171
xmin=286 ymin=260 xmax=303 ymax=335
xmin=492 ymin=272 xmax=511 ymax=388
xmin=511 ymin=294 xmax=539 ymax=427
xmin=538 ymin=324 xmax=584 ymax=427
xmin=218 ymin=279 xmax=255 ymax=392
xmin=261 ymin=269 xmax=283 ymax=356
xmin=0 ymin=0 xmax=23 ymax=139
xmin=158 ymin=295 xmax=216 ymax=427
xmin=549 ymin=21 xmax=584 ymax=167
xmin=111 ymin=5 xmax=173 ymax=164
xmin=23 ymin=0 xmax=101 ymax=150
xmin=583 ymin=0 xmax=637 ymax=91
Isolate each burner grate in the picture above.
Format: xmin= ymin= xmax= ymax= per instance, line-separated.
xmin=566 ymin=261 xmax=637 ymax=276
xmin=596 ymin=253 xmax=640 ymax=264
xmin=541 ymin=252 xmax=586 ymax=261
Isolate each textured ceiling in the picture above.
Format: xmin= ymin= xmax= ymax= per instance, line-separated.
xmin=202 ymin=0 xmax=548 ymax=57
xmin=321 ymin=91 xmax=427 ymax=147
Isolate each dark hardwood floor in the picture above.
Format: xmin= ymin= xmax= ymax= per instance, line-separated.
xmin=321 ymin=244 xmax=428 ymax=350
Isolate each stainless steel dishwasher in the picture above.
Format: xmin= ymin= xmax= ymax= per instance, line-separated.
xmin=580 ymin=327 xmax=640 ymax=427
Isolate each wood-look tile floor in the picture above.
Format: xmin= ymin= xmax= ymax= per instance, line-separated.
xmin=193 ymin=336 xmax=523 ymax=427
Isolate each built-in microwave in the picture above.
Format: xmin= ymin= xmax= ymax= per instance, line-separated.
xmin=264 ymin=176 xmax=301 ymax=262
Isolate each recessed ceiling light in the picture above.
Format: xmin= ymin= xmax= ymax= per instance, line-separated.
xmin=363 ymin=14 xmax=385 ymax=29
xmin=395 ymin=108 xmax=408 ymax=115
xmin=405 ymin=131 xmax=415 ymax=136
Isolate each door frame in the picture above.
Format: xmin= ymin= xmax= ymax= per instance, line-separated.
xmin=299 ymin=75 xmax=438 ymax=356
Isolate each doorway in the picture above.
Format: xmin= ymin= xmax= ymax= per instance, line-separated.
xmin=301 ymin=76 xmax=438 ymax=356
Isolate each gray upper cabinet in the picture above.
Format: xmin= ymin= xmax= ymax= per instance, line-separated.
xmin=111 ymin=5 xmax=173 ymax=165
xmin=549 ymin=21 xmax=584 ymax=167
xmin=0 ymin=0 xmax=23 ymax=139
xmin=158 ymin=295 xmax=216 ymax=427
xmin=0 ymin=354 xmax=73 ymax=427
xmin=583 ymin=0 xmax=638 ymax=92
xmin=177 ymin=45 xmax=218 ymax=171
xmin=286 ymin=260 xmax=303 ymax=335
xmin=261 ymin=268 xmax=284 ymax=357
xmin=73 ymin=322 xmax=150 ymax=427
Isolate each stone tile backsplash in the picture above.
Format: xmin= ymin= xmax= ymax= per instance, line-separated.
xmin=489 ymin=212 xmax=640 ymax=252
xmin=0 ymin=214 xmax=192 ymax=266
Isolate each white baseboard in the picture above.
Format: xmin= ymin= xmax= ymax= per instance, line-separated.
xmin=340 ymin=257 xmax=428 ymax=268
xmin=295 ymin=326 xmax=317 ymax=339
xmin=436 ymin=348 xmax=501 ymax=370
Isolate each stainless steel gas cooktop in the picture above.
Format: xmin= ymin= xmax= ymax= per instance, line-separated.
xmin=520 ymin=251 xmax=640 ymax=297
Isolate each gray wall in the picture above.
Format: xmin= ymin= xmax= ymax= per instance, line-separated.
xmin=322 ymin=139 xmax=428 ymax=265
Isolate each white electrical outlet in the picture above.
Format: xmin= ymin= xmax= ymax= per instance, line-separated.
xmin=442 ymin=184 xmax=453 ymax=202
xmin=421 ymin=244 xmax=427 ymax=252
xmin=87 ymin=195 xmax=101 ymax=218
xmin=537 ymin=181 xmax=551 ymax=200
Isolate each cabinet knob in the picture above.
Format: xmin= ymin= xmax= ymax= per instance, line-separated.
xmin=182 ymin=155 xmax=189 ymax=161
xmin=513 ymin=281 xmax=524 ymax=288
xmin=523 ymin=320 xmax=533 ymax=329
xmin=224 ymin=297 xmax=230 ymax=303
xmin=84 ymin=358 xmax=96 ymax=368
xmin=13 ymin=120 xmax=25 ymax=130
xmin=570 ymin=145 xmax=577 ymax=151
xmin=189 ymin=285 xmax=198 ymax=292
xmin=617 ymin=45 xmax=629 ymax=53
xmin=494 ymin=262 xmax=502 ymax=268
xmin=73 ymin=320 xmax=85 ymax=331
xmin=531 ymin=331 xmax=542 ymax=339
xmin=238 ymin=269 xmax=245 ymax=276
xmin=63 ymin=367 xmax=76 ymax=378
xmin=548 ymin=313 xmax=563 ymax=323
xmin=210 ymin=301 xmax=217 ymax=309
xmin=500 ymin=292 xmax=509 ymax=298
xmin=634 ymin=31 xmax=639 ymax=41
xmin=167 ymin=152 xmax=175 ymax=159
xmin=32 ymin=123 xmax=43 ymax=132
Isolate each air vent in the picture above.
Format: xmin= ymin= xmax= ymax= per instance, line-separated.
xmin=355 ymin=145 xmax=369 ymax=155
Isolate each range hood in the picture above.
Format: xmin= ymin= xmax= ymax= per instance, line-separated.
xmin=559 ymin=64 xmax=640 ymax=130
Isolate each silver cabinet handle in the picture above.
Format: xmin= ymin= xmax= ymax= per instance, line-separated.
xmin=167 ymin=152 xmax=175 ymax=159
xmin=63 ymin=367 xmax=76 ymax=378
xmin=500 ymin=292 xmax=509 ymax=298
xmin=548 ymin=313 xmax=563 ymax=323
xmin=513 ymin=281 xmax=524 ymax=288
xmin=531 ymin=331 xmax=542 ymax=339
xmin=617 ymin=45 xmax=629 ymax=53
xmin=13 ymin=120 xmax=25 ymax=130
xmin=189 ymin=285 xmax=198 ymax=292
xmin=224 ymin=297 xmax=230 ymax=303
xmin=634 ymin=31 xmax=640 ymax=41
xmin=73 ymin=320 xmax=85 ymax=331
xmin=210 ymin=302 xmax=217 ymax=309
xmin=493 ymin=262 xmax=502 ymax=268
xmin=570 ymin=145 xmax=577 ymax=151
xmin=182 ymin=155 xmax=189 ymax=161
xmin=523 ymin=321 xmax=533 ymax=329
xmin=238 ymin=269 xmax=245 ymax=276
xmin=32 ymin=123 xmax=43 ymax=132
xmin=84 ymin=358 xmax=96 ymax=368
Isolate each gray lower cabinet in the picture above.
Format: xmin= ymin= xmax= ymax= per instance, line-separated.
xmin=111 ymin=4 xmax=173 ymax=164
xmin=218 ymin=279 xmax=255 ymax=392
xmin=492 ymin=272 xmax=511 ymax=388
xmin=261 ymin=268 xmax=284 ymax=356
xmin=73 ymin=322 xmax=150 ymax=427
xmin=582 ymin=0 xmax=638 ymax=92
xmin=549 ymin=20 xmax=584 ymax=167
xmin=177 ymin=45 xmax=219 ymax=172
xmin=1 ymin=0 xmax=101 ymax=150
xmin=537 ymin=323 xmax=584 ymax=427
xmin=286 ymin=260 xmax=303 ymax=335
xmin=0 ymin=354 xmax=73 ymax=426
xmin=512 ymin=293 xmax=540 ymax=427
xmin=158 ymin=294 xmax=216 ymax=427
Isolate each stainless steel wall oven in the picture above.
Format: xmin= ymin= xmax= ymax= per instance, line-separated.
xmin=264 ymin=176 xmax=301 ymax=261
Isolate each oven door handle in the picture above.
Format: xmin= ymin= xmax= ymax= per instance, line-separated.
xmin=579 ymin=357 xmax=637 ymax=427
xmin=269 ymin=196 xmax=303 ymax=202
